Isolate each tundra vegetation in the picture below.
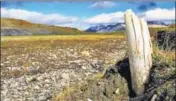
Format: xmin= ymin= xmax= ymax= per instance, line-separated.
xmin=1 ymin=20 xmax=175 ymax=101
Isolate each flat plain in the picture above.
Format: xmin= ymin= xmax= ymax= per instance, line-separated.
xmin=1 ymin=34 xmax=127 ymax=101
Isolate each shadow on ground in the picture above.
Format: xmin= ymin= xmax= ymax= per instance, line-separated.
xmin=114 ymin=57 xmax=176 ymax=101
xmin=55 ymin=57 xmax=176 ymax=101
xmin=115 ymin=58 xmax=136 ymax=97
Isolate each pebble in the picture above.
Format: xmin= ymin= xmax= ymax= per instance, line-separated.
xmin=87 ymin=98 xmax=93 ymax=101
xmin=61 ymin=73 xmax=70 ymax=80
xmin=151 ymin=94 xmax=157 ymax=101
xmin=81 ymin=66 xmax=87 ymax=70
xmin=26 ymin=76 xmax=37 ymax=83
xmin=115 ymin=88 xmax=120 ymax=95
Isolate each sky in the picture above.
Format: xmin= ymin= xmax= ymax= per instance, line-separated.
xmin=1 ymin=1 xmax=175 ymax=30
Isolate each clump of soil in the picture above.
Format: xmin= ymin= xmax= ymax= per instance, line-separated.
xmin=57 ymin=66 xmax=129 ymax=101
xmin=61 ymin=57 xmax=176 ymax=101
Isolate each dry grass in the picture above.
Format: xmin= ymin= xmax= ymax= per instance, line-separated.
xmin=152 ymin=42 xmax=175 ymax=78
xmin=153 ymin=46 xmax=175 ymax=61
xmin=1 ymin=35 xmax=125 ymax=100
xmin=54 ymin=72 xmax=104 ymax=101
xmin=1 ymin=34 xmax=126 ymax=79
xmin=1 ymin=34 xmax=125 ymax=42
xmin=150 ymin=27 xmax=175 ymax=69
xmin=151 ymin=27 xmax=175 ymax=63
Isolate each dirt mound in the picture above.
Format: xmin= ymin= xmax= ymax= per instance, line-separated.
xmin=61 ymin=57 xmax=175 ymax=101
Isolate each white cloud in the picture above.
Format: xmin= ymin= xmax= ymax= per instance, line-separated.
xmin=141 ymin=8 xmax=175 ymax=21
xmin=84 ymin=8 xmax=175 ymax=24
xmin=1 ymin=8 xmax=78 ymax=25
xmin=84 ymin=11 xmax=124 ymax=24
xmin=58 ymin=23 xmax=89 ymax=30
xmin=89 ymin=1 xmax=116 ymax=9
xmin=1 ymin=7 xmax=175 ymax=30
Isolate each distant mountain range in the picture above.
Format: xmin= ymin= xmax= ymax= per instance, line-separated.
xmin=85 ymin=21 xmax=172 ymax=33
xmin=85 ymin=23 xmax=125 ymax=33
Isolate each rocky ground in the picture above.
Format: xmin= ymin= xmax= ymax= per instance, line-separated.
xmin=1 ymin=37 xmax=127 ymax=101
xmin=1 ymin=35 xmax=175 ymax=101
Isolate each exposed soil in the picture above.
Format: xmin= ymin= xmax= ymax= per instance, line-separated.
xmin=61 ymin=57 xmax=175 ymax=101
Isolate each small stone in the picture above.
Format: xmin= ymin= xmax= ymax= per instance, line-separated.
xmin=34 ymin=85 xmax=40 ymax=90
xmin=37 ymin=76 xmax=43 ymax=81
xmin=39 ymin=95 xmax=46 ymax=101
xmin=3 ymin=98 xmax=11 ymax=101
xmin=45 ymin=79 xmax=50 ymax=83
xmin=24 ymin=92 xmax=29 ymax=95
xmin=81 ymin=51 xmax=90 ymax=56
xmin=115 ymin=88 xmax=120 ymax=95
xmin=87 ymin=98 xmax=93 ymax=101
xmin=97 ymin=81 xmax=102 ymax=86
xmin=151 ymin=94 xmax=157 ymax=101
xmin=10 ymin=82 xmax=18 ymax=88
xmin=61 ymin=73 xmax=69 ymax=80
xmin=26 ymin=76 xmax=37 ymax=83
xmin=81 ymin=66 xmax=87 ymax=70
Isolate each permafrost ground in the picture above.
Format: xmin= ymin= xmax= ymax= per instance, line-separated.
xmin=1 ymin=35 xmax=175 ymax=101
xmin=1 ymin=36 xmax=127 ymax=101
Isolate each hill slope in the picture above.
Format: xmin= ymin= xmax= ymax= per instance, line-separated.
xmin=1 ymin=18 xmax=82 ymax=36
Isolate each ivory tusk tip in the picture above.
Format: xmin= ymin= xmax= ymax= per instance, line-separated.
xmin=125 ymin=9 xmax=136 ymax=18
xmin=140 ymin=18 xmax=146 ymax=23
xmin=125 ymin=9 xmax=133 ymax=16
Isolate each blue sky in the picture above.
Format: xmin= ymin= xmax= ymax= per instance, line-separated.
xmin=1 ymin=1 xmax=175 ymax=30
